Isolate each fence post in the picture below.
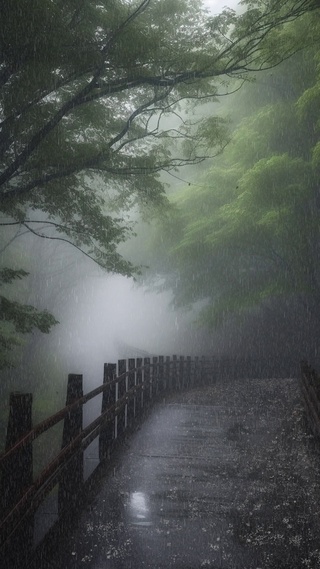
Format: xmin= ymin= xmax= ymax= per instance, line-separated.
xmin=152 ymin=357 xmax=158 ymax=397
xmin=179 ymin=356 xmax=185 ymax=389
xmin=0 ymin=392 xmax=33 ymax=565
xmin=158 ymin=356 xmax=164 ymax=393
xmin=117 ymin=359 xmax=127 ymax=438
xmin=136 ymin=357 xmax=143 ymax=414
xmin=190 ymin=356 xmax=195 ymax=386
xmin=128 ymin=358 xmax=135 ymax=427
xmin=58 ymin=374 xmax=83 ymax=515
xmin=99 ymin=363 xmax=116 ymax=462
xmin=300 ymin=361 xmax=320 ymax=437
xmin=200 ymin=356 xmax=206 ymax=385
xmin=1 ymin=393 xmax=33 ymax=514
xmin=186 ymin=356 xmax=191 ymax=388
xmin=144 ymin=357 xmax=150 ymax=406
xmin=194 ymin=356 xmax=199 ymax=385
xmin=165 ymin=356 xmax=171 ymax=391
xmin=172 ymin=355 xmax=177 ymax=390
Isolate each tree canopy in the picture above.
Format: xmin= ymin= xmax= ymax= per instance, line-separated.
xmin=0 ymin=0 xmax=319 ymax=367
xmin=150 ymin=9 xmax=320 ymax=332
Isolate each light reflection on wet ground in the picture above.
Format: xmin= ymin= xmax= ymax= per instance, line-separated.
xmin=129 ymin=491 xmax=152 ymax=527
xmin=53 ymin=377 xmax=320 ymax=568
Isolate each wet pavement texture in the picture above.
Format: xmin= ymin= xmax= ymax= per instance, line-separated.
xmin=53 ymin=377 xmax=320 ymax=568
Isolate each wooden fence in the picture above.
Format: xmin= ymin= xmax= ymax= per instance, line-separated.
xmin=300 ymin=360 xmax=320 ymax=438
xmin=0 ymin=354 xmax=212 ymax=569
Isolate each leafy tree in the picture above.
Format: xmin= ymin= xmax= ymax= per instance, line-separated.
xmin=150 ymin=10 xmax=320 ymax=331
xmin=0 ymin=0 xmax=318 ymax=367
xmin=0 ymin=268 xmax=58 ymax=369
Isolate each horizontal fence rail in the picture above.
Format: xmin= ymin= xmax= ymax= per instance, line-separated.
xmin=0 ymin=354 xmax=213 ymax=569
xmin=1 ymin=353 xmax=302 ymax=569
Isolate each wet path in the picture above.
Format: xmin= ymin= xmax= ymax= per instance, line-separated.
xmin=53 ymin=377 xmax=320 ymax=568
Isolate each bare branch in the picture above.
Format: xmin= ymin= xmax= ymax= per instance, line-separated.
xmin=21 ymin=222 xmax=110 ymax=270
xmin=0 ymin=218 xmax=89 ymax=236
xmin=0 ymin=225 xmax=24 ymax=255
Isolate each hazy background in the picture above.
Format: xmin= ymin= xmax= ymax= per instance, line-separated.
xmin=1 ymin=0 xmax=243 ymax=402
xmin=1 ymin=0 xmax=317 ymax=423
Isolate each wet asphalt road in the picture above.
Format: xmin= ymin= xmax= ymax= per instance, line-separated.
xmin=53 ymin=377 xmax=320 ymax=568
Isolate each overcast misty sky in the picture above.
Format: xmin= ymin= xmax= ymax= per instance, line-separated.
xmin=203 ymin=0 xmax=239 ymax=14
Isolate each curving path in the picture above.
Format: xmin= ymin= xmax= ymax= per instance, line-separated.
xmin=51 ymin=376 xmax=320 ymax=569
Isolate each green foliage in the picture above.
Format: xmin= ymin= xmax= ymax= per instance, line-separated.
xmin=0 ymin=0 xmax=318 ymax=367
xmin=1 ymin=0 xmax=316 ymax=229
xmin=151 ymin=10 xmax=320 ymax=327
xmin=0 ymin=269 xmax=58 ymax=369
xmin=0 ymin=296 xmax=57 ymax=335
xmin=0 ymin=268 xmax=29 ymax=284
xmin=312 ymin=141 xmax=320 ymax=169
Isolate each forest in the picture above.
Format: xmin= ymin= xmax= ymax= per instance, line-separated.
xmin=1 ymin=0 xmax=320 ymax=420
xmin=143 ymin=5 xmax=320 ymax=367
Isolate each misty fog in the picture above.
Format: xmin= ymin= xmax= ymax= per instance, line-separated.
xmin=2 ymin=3 xmax=320 ymax=569
xmin=1 ymin=0 xmax=319 ymax=431
xmin=0 ymin=229 xmax=213 ymax=410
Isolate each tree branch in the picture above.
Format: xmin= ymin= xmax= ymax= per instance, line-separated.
xmin=0 ymin=0 xmax=152 ymax=190
xmin=0 ymin=0 xmax=317 ymax=200
xmin=20 ymin=222 xmax=118 ymax=271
